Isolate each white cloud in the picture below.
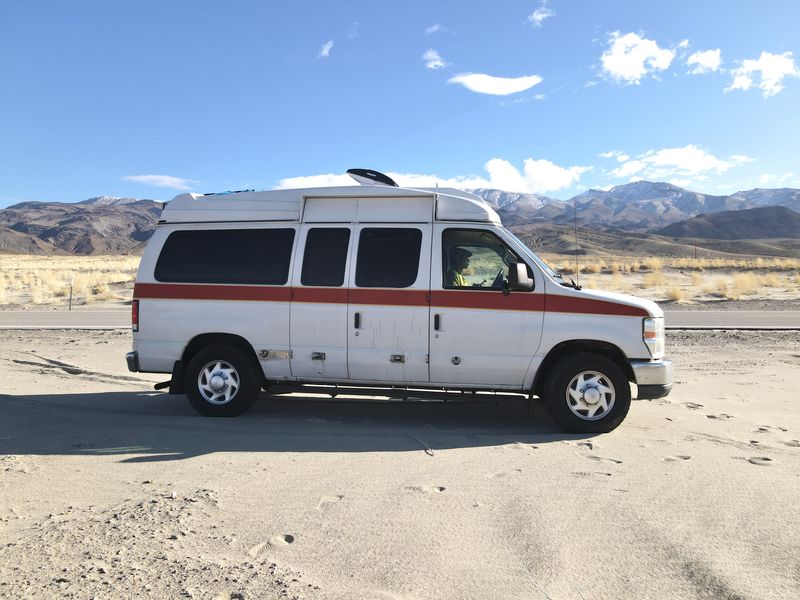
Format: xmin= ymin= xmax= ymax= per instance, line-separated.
xmin=610 ymin=145 xmax=752 ymax=182
xmin=528 ymin=3 xmax=555 ymax=27
xmin=725 ymin=51 xmax=799 ymax=97
xmin=123 ymin=174 xmax=196 ymax=190
xmin=599 ymin=150 xmax=630 ymax=162
xmin=611 ymin=160 xmax=645 ymax=178
xmin=678 ymin=39 xmax=690 ymax=49
xmin=687 ymin=49 xmax=722 ymax=74
xmin=584 ymin=80 xmax=598 ymax=88
xmin=448 ymin=72 xmax=543 ymax=95
xmin=425 ymin=24 xmax=444 ymax=35
xmin=317 ymin=40 xmax=334 ymax=59
xmin=600 ymin=31 xmax=675 ymax=84
xmin=275 ymin=157 xmax=589 ymax=194
xmin=423 ymin=49 xmax=448 ymax=70
xmin=347 ymin=22 xmax=360 ymax=40
xmin=759 ymin=172 xmax=795 ymax=185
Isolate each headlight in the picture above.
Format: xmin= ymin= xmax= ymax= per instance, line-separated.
xmin=643 ymin=317 xmax=665 ymax=359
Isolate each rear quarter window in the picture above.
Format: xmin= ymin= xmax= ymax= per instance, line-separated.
xmin=155 ymin=228 xmax=295 ymax=285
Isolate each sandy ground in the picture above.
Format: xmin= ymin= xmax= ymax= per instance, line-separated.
xmin=1 ymin=330 xmax=799 ymax=599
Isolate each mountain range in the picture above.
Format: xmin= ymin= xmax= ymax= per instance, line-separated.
xmin=0 ymin=197 xmax=162 ymax=254
xmin=472 ymin=181 xmax=800 ymax=232
xmin=0 ymin=182 xmax=799 ymax=256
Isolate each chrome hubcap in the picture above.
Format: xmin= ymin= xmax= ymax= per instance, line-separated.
xmin=566 ymin=370 xmax=615 ymax=421
xmin=198 ymin=360 xmax=240 ymax=405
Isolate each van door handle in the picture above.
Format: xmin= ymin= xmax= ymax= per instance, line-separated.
xmin=434 ymin=314 xmax=440 ymax=331
xmin=354 ymin=312 xmax=361 ymax=329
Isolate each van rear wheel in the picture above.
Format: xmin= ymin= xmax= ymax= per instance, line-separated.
xmin=542 ymin=353 xmax=631 ymax=433
xmin=185 ymin=345 xmax=261 ymax=416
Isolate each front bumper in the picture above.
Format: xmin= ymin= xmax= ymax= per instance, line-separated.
xmin=629 ymin=358 xmax=673 ymax=399
xmin=125 ymin=351 xmax=140 ymax=373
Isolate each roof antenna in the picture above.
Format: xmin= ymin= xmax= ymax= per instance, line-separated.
xmin=573 ymin=196 xmax=580 ymax=287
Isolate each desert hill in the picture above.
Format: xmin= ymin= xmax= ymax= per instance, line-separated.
xmin=654 ymin=205 xmax=800 ymax=240
xmin=0 ymin=197 xmax=162 ymax=255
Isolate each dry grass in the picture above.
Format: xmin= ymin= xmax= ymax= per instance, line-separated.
xmin=0 ymin=255 xmax=139 ymax=306
xmin=1 ymin=252 xmax=799 ymax=307
xmin=666 ymin=287 xmax=685 ymax=302
xmin=539 ymin=254 xmax=800 ymax=303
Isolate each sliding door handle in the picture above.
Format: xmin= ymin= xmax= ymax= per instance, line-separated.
xmin=354 ymin=312 xmax=361 ymax=329
xmin=433 ymin=314 xmax=441 ymax=331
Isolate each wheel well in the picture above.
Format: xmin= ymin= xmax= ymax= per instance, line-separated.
xmin=181 ymin=333 xmax=263 ymax=378
xmin=533 ymin=340 xmax=632 ymax=397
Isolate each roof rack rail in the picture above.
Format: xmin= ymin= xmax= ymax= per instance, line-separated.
xmin=202 ymin=189 xmax=256 ymax=196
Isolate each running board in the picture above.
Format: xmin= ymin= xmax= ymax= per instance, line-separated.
xmin=267 ymin=383 xmax=528 ymax=403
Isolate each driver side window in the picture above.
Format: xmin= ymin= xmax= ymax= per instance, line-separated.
xmin=442 ymin=229 xmax=532 ymax=291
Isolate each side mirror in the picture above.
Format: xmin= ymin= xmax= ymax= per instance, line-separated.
xmin=508 ymin=262 xmax=534 ymax=292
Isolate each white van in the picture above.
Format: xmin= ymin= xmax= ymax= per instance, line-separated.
xmin=127 ymin=169 xmax=671 ymax=433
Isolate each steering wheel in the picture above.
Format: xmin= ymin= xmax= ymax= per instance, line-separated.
xmin=491 ymin=269 xmax=505 ymax=289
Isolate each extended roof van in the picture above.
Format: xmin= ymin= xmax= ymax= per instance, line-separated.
xmin=127 ymin=169 xmax=672 ymax=433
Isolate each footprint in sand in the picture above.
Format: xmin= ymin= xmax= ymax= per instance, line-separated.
xmin=662 ymin=455 xmax=692 ymax=462
xmin=510 ymin=442 xmax=539 ymax=451
xmin=747 ymin=457 xmax=773 ymax=466
xmin=316 ymin=495 xmax=344 ymax=511
xmin=706 ymin=413 xmax=734 ymax=420
xmin=584 ymin=455 xmax=623 ymax=465
xmin=754 ymin=426 xmax=771 ymax=433
xmin=272 ymin=534 xmax=295 ymax=546
xmin=682 ymin=402 xmax=704 ymax=410
xmin=403 ymin=485 xmax=446 ymax=493
xmin=247 ymin=535 xmax=294 ymax=556
xmin=563 ymin=440 xmax=595 ymax=450
xmin=782 ymin=440 xmax=800 ymax=448
xmin=570 ymin=471 xmax=612 ymax=478
xmin=360 ymin=591 xmax=404 ymax=600
xmin=488 ymin=469 xmax=522 ymax=479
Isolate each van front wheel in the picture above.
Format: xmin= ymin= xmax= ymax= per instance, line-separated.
xmin=185 ymin=345 xmax=261 ymax=416
xmin=542 ymin=353 xmax=631 ymax=433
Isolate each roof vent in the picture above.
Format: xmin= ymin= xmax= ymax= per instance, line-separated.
xmin=346 ymin=168 xmax=398 ymax=187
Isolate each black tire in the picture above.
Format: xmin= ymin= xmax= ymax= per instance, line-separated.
xmin=185 ymin=344 xmax=262 ymax=417
xmin=542 ymin=352 xmax=631 ymax=433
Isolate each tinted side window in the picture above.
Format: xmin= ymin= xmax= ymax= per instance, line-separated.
xmin=355 ymin=228 xmax=422 ymax=288
xmin=301 ymin=228 xmax=351 ymax=286
xmin=155 ymin=228 xmax=295 ymax=285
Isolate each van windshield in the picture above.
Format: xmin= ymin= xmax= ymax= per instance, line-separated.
xmin=501 ymin=228 xmax=565 ymax=283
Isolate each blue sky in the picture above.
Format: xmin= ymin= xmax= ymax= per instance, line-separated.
xmin=2 ymin=1 xmax=799 ymax=206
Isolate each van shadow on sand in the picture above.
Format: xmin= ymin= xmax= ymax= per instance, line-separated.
xmin=0 ymin=390 xmax=588 ymax=462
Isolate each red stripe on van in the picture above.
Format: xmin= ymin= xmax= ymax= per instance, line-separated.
xmin=292 ymin=287 xmax=349 ymax=303
xmin=349 ymin=289 xmax=430 ymax=306
xmin=430 ymin=290 xmax=545 ymax=311
xmin=133 ymin=283 xmax=647 ymax=317
xmin=133 ymin=283 xmax=292 ymax=302
xmin=545 ymin=294 xmax=649 ymax=317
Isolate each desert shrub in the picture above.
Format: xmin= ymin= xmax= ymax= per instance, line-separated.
xmin=642 ymin=271 xmax=666 ymax=288
xmin=761 ymin=273 xmax=781 ymax=288
xmin=729 ymin=272 xmax=760 ymax=299
xmin=667 ymin=287 xmax=685 ymax=302
xmin=641 ymin=257 xmax=663 ymax=272
xmin=708 ymin=277 xmax=728 ymax=297
xmin=690 ymin=272 xmax=703 ymax=288
xmin=581 ymin=263 xmax=601 ymax=274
